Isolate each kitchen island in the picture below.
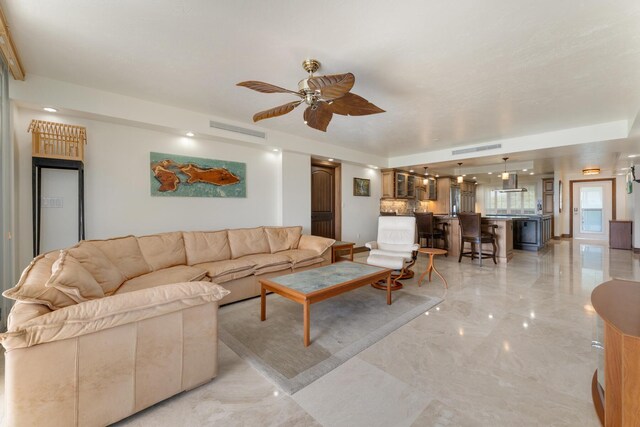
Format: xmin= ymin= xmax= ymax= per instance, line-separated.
xmin=484 ymin=214 xmax=553 ymax=251
xmin=435 ymin=215 xmax=514 ymax=264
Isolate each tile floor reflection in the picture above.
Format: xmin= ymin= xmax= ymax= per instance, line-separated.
xmin=4 ymin=239 xmax=638 ymax=426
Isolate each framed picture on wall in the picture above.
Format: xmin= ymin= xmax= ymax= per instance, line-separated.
xmin=353 ymin=178 xmax=370 ymax=196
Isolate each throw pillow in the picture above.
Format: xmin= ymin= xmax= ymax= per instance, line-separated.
xmin=45 ymin=251 xmax=105 ymax=303
xmin=3 ymin=251 xmax=77 ymax=310
xmin=68 ymin=242 xmax=126 ymax=295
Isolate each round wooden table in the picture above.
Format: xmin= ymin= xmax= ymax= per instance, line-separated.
xmin=417 ymin=248 xmax=448 ymax=288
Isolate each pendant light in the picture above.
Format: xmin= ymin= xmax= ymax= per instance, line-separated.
xmin=457 ymin=162 xmax=464 ymax=183
xmin=501 ymin=157 xmax=510 ymax=180
xmin=423 ymin=166 xmax=429 ymax=185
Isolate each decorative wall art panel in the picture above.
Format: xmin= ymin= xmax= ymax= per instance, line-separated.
xmin=150 ymin=152 xmax=246 ymax=197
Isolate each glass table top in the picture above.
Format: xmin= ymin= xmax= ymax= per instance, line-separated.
xmin=267 ymin=261 xmax=387 ymax=294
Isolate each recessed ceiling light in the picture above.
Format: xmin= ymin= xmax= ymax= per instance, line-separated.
xmin=328 ymin=158 xmax=334 ymax=161
xmin=628 ymin=154 xmax=637 ymax=158
xmin=43 ymin=107 xmax=57 ymax=113
xmin=435 ymin=174 xmax=439 ymax=178
xmin=522 ymin=169 xmax=527 ymax=172
xmin=462 ymin=174 xmax=466 ymax=177
xmin=488 ymin=172 xmax=492 ymax=175
xmin=617 ymin=173 xmax=625 ymax=176
xmin=529 ymin=172 xmax=534 ymax=175
xmin=185 ymin=131 xmax=195 ymax=137
xmin=472 ymin=176 xmax=477 ymax=180
xmin=409 ymin=169 xmax=414 ymax=173
xmin=272 ymin=148 xmax=279 ymax=152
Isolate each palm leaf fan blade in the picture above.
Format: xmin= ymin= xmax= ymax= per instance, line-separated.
xmin=330 ymin=93 xmax=385 ymax=116
xmin=307 ymin=73 xmax=355 ymax=100
xmin=237 ymin=81 xmax=301 ymax=95
xmin=303 ymin=102 xmax=333 ymax=132
xmin=252 ymin=101 xmax=302 ymax=122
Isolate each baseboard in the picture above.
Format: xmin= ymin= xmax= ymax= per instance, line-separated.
xmin=561 ymin=234 xmax=571 ymax=238
xmin=634 ymin=247 xmax=640 ymax=254
xmin=354 ymin=246 xmax=369 ymax=254
xmin=553 ymin=236 xmax=561 ymax=240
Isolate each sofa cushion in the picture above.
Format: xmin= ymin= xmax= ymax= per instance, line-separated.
xmin=278 ymin=249 xmax=322 ymax=265
xmin=264 ymin=226 xmax=303 ymax=253
xmin=183 ymin=230 xmax=230 ymax=265
xmin=137 ymin=232 xmax=186 ymax=270
xmin=68 ymin=242 xmax=126 ymax=295
xmin=228 ymin=227 xmax=270 ymax=259
xmin=88 ymin=236 xmax=152 ymax=280
xmin=3 ymin=252 xmax=77 ymax=310
xmin=194 ymin=258 xmax=255 ymax=278
xmin=298 ymin=235 xmax=335 ymax=255
xmin=45 ymin=252 xmax=105 ymax=303
xmin=115 ymin=265 xmax=208 ymax=295
xmin=238 ymin=253 xmax=290 ymax=269
xmin=293 ymin=257 xmax=325 ymax=269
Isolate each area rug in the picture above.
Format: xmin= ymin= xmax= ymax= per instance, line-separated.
xmin=218 ymin=286 xmax=442 ymax=394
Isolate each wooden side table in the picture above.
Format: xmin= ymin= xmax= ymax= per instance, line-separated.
xmin=417 ymin=248 xmax=448 ymax=288
xmin=331 ymin=241 xmax=355 ymax=263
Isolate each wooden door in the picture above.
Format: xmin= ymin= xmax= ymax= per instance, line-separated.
xmin=311 ymin=165 xmax=335 ymax=238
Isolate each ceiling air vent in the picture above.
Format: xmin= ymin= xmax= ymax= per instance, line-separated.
xmin=452 ymin=143 xmax=501 ymax=156
xmin=209 ymin=120 xmax=266 ymax=139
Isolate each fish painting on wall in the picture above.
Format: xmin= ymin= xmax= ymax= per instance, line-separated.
xmin=150 ymin=152 xmax=246 ymax=197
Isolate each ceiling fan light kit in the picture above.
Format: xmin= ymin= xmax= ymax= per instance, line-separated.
xmin=237 ymin=59 xmax=385 ymax=132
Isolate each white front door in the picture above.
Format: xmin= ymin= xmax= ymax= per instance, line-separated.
xmin=572 ymin=181 xmax=612 ymax=241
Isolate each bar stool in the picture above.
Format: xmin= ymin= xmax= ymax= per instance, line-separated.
xmin=458 ymin=213 xmax=497 ymax=266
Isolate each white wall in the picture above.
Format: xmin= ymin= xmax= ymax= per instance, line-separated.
xmin=282 ymin=152 xmax=311 ymax=233
xmin=557 ymin=170 xmax=632 ymax=236
xmin=15 ymin=107 xmax=282 ymax=269
xmin=340 ymin=164 xmax=381 ymax=246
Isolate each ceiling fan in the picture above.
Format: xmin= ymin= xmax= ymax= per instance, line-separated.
xmin=237 ymin=59 xmax=385 ymax=132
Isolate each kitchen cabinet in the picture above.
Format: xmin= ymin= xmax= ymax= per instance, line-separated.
xmin=512 ymin=215 xmax=552 ymax=251
xmin=395 ymin=172 xmax=416 ymax=198
xmin=424 ymin=177 xmax=437 ymax=200
xmin=381 ymin=169 xmax=417 ymax=199
xmin=382 ymin=170 xmax=395 ymax=198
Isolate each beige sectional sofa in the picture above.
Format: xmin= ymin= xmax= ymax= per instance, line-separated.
xmin=0 ymin=226 xmax=335 ymax=426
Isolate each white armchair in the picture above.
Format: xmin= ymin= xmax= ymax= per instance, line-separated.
xmin=366 ymin=216 xmax=419 ymax=290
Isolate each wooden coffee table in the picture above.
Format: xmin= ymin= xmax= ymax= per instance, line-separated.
xmin=259 ymin=261 xmax=392 ymax=347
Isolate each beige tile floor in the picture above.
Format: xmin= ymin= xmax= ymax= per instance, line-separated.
xmin=5 ymin=239 xmax=640 ymax=426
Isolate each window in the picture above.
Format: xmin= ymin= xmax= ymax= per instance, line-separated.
xmin=484 ymin=183 xmax=537 ymax=215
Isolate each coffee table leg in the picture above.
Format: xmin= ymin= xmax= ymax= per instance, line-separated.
xmin=386 ymin=272 xmax=392 ymax=305
xmin=303 ymin=301 xmax=310 ymax=347
xmin=260 ymin=285 xmax=266 ymax=321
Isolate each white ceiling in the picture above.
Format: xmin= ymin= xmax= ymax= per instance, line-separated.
xmin=3 ymin=0 xmax=640 ymax=161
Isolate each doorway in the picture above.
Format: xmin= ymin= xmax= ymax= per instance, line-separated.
xmin=311 ymin=162 xmax=341 ymax=239
xmin=570 ymin=179 xmax=615 ymax=240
